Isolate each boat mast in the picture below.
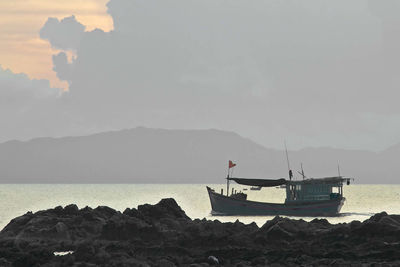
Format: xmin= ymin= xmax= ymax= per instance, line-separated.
xmin=227 ymin=165 xmax=230 ymax=196
xmin=284 ymin=141 xmax=292 ymax=180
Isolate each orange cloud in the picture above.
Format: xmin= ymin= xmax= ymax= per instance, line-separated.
xmin=0 ymin=0 xmax=113 ymax=89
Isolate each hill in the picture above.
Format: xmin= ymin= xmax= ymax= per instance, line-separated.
xmin=0 ymin=127 xmax=396 ymax=183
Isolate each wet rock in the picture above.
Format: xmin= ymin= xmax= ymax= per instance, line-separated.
xmin=207 ymin=255 xmax=219 ymax=265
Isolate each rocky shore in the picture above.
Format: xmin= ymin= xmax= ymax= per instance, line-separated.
xmin=0 ymin=199 xmax=399 ymax=266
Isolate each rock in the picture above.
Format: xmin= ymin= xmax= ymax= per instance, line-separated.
xmin=349 ymin=220 xmax=362 ymax=229
xmin=0 ymin=199 xmax=399 ymax=266
xmin=310 ymin=218 xmax=331 ymax=226
xmin=251 ymin=256 xmax=267 ymax=265
xmin=155 ymin=258 xmax=177 ymax=267
xmin=368 ymin=211 xmax=388 ymax=222
xmin=138 ymin=198 xmax=190 ymax=220
xmin=101 ymin=216 xmax=154 ymax=241
xmin=94 ymin=206 xmax=118 ymax=218
xmin=207 ymin=255 xmax=219 ymax=265
xmin=265 ymin=224 xmax=293 ymax=241
xmin=64 ymin=204 xmax=79 ymax=215
xmin=123 ymin=207 xmax=141 ymax=218
xmin=55 ymin=222 xmax=68 ymax=233
xmin=0 ymin=258 xmax=12 ymax=267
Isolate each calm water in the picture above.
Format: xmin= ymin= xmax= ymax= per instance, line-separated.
xmin=0 ymin=184 xmax=399 ymax=230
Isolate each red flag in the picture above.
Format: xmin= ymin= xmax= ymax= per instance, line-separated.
xmin=229 ymin=160 xmax=236 ymax=168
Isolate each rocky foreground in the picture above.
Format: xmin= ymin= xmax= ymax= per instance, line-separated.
xmin=0 ymin=200 xmax=399 ymax=266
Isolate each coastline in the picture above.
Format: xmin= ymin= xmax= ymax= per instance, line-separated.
xmin=0 ymin=198 xmax=399 ymax=266
xmin=0 ymin=184 xmax=398 ymax=230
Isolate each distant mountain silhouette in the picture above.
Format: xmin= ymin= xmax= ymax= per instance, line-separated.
xmin=0 ymin=127 xmax=397 ymax=183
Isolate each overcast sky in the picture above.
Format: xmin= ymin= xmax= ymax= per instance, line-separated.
xmin=1 ymin=0 xmax=400 ymax=151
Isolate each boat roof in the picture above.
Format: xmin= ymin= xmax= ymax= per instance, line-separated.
xmin=228 ymin=177 xmax=287 ymax=187
xmin=287 ymin=176 xmax=352 ymax=185
xmin=229 ymin=176 xmax=352 ymax=187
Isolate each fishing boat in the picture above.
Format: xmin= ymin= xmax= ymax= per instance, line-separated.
xmin=207 ymin=176 xmax=352 ymax=216
xmin=207 ymin=159 xmax=353 ymax=216
xmin=250 ymin=186 xmax=262 ymax=191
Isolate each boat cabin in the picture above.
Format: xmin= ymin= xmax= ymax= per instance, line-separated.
xmin=226 ymin=176 xmax=352 ymax=204
xmin=285 ymin=176 xmax=349 ymax=203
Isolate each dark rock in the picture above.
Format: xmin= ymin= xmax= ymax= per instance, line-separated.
xmin=53 ymin=206 xmax=63 ymax=214
xmin=138 ymin=198 xmax=190 ymax=220
xmin=265 ymin=224 xmax=293 ymax=241
xmin=0 ymin=199 xmax=399 ymax=266
xmin=0 ymin=258 xmax=12 ymax=267
xmin=207 ymin=255 xmax=219 ymax=265
xmin=368 ymin=211 xmax=388 ymax=222
xmin=54 ymin=221 xmax=70 ymax=239
xmin=349 ymin=220 xmax=362 ymax=229
xmin=94 ymin=206 xmax=118 ymax=218
xmin=310 ymin=218 xmax=330 ymax=226
xmin=64 ymin=204 xmax=79 ymax=215
xmin=123 ymin=207 xmax=141 ymax=218
xmin=74 ymin=242 xmax=96 ymax=262
xmin=155 ymin=258 xmax=177 ymax=267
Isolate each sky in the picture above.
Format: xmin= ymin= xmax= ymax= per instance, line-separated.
xmin=0 ymin=0 xmax=113 ymax=89
xmin=2 ymin=0 xmax=400 ymax=151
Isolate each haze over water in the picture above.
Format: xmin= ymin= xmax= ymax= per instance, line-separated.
xmin=1 ymin=184 xmax=399 ymax=230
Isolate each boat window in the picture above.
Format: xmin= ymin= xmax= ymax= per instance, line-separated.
xmin=332 ymin=187 xmax=339 ymax=193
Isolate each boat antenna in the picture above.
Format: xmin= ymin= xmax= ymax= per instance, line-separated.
xmin=284 ymin=140 xmax=293 ymax=180
xmin=337 ymin=161 xmax=341 ymax=177
xmin=297 ymin=163 xmax=306 ymax=180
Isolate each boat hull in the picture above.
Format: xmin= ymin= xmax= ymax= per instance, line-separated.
xmin=207 ymin=186 xmax=345 ymax=216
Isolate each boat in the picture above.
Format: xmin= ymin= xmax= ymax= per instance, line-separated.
xmin=250 ymin=186 xmax=262 ymax=191
xmin=207 ymin=175 xmax=353 ymax=216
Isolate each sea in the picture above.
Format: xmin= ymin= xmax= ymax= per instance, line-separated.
xmin=0 ymin=184 xmax=399 ymax=230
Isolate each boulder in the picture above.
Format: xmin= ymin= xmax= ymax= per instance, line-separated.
xmin=138 ymin=198 xmax=190 ymax=220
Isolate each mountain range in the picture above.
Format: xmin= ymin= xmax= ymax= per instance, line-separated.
xmin=0 ymin=127 xmax=397 ymax=183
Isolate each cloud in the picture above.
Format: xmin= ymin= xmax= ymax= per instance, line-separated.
xmin=0 ymin=65 xmax=66 ymax=141
xmin=52 ymin=52 xmax=74 ymax=83
xmin=0 ymin=65 xmax=60 ymax=103
xmin=2 ymin=0 xmax=397 ymax=151
xmin=39 ymin=15 xmax=85 ymax=50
